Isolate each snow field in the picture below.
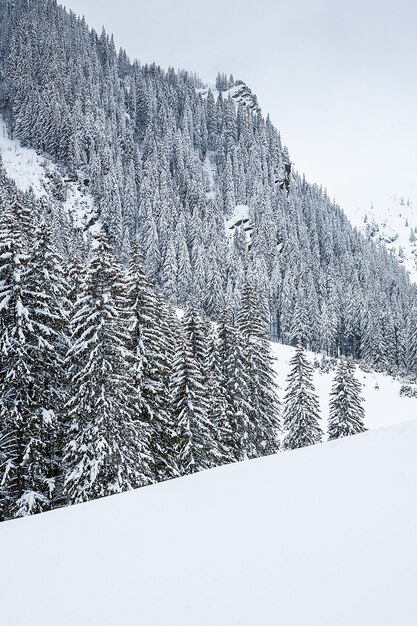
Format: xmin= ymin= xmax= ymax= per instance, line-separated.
xmin=1 ymin=418 xmax=416 ymax=626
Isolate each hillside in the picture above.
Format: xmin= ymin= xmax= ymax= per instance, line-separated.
xmin=1 ymin=419 xmax=416 ymax=626
xmin=1 ymin=0 xmax=416 ymax=376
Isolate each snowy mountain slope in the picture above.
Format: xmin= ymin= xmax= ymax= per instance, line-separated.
xmin=0 ymin=115 xmax=98 ymax=232
xmin=1 ymin=419 xmax=416 ymax=626
xmin=270 ymin=342 xmax=417 ymax=433
xmin=197 ymin=83 xmax=417 ymax=284
xmin=342 ymin=191 xmax=417 ymax=282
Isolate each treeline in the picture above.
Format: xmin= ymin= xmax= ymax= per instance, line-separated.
xmin=0 ymin=0 xmax=416 ymax=376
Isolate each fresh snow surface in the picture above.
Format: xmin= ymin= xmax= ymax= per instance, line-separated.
xmin=0 ymin=117 xmax=50 ymax=195
xmin=1 ymin=419 xmax=416 ymax=626
xmin=270 ymin=342 xmax=417 ymax=433
xmin=0 ymin=115 xmax=98 ymax=233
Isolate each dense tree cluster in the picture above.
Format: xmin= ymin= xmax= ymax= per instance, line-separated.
xmin=0 ymin=186 xmax=280 ymax=519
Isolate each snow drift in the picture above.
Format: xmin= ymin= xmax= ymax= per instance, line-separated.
xmin=1 ymin=419 xmax=416 ymax=626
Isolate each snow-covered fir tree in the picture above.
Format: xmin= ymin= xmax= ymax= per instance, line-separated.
xmin=63 ymin=234 xmax=151 ymax=504
xmin=204 ymin=327 xmax=234 ymax=467
xmin=125 ymin=244 xmax=178 ymax=482
xmin=0 ymin=201 xmax=36 ymax=518
xmin=0 ymin=197 xmax=70 ymax=517
xmin=170 ymin=328 xmax=215 ymax=475
xmin=237 ymin=282 xmax=280 ymax=457
xmin=282 ymin=344 xmax=323 ymax=450
xmin=328 ymin=360 xmax=366 ymax=440
xmin=217 ymin=309 xmax=251 ymax=461
xmin=182 ymin=299 xmax=208 ymax=371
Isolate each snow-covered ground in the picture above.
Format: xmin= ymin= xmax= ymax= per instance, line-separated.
xmin=1 ymin=418 xmax=416 ymax=626
xmin=0 ymin=117 xmax=52 ymax=195
xmin=270 ymin=342 xmax=417 ymax=433
xmin=0 ymin=115 xmax=98 ymax=233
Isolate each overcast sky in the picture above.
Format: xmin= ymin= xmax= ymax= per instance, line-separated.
xmin=64 ymin=0 xmax=417 ymax=214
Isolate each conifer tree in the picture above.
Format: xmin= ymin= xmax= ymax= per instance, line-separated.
xmin=126 ymin=245 xmax=178 ymax=482
xmin=21 ymin=220 xmax=69 ymax=512
xmin=328 ymin=360 xmax=366 ymax=440
xmin=237 ymin=282 xmax=280 ymax=457
xmin=282 ymin=344 xmax=322 ymax=450
xmin=217 ymin=309 xmax=251 ymax=461
xmin=63 ymin=234 xmax=151 ymax=504
xmin=170 ymin=330 xmax=214 ymax=475
xmin=182 ymin=299 xmax=208 ymax=371
xmin=0 ymin=203 xmax=68 ymax=517
xmin=204 ymin=327 xmax=234 ymax=467
xmin=0 ymin=204 xmax=36 ymax=517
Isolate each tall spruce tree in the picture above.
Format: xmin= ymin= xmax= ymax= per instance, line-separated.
xmin=182 ymin=299 xmax=208 ymax=371
xmin=125 ymin=244 xmax=178 ymax=482
xmin=204 ymin=327 xmax=234 ymax=467
xmin=0 ymin=200 xmax=69 ymax=517
xmin=63 ymin=234 xmax=151 ymax=505
xmin=237 ymin=282 xmax=280 ymax=457
xmin=282 ymin=344 xmax=322 ymax=450
xmin=328 ymin=360 xmax=366 ymax=440
xmin=19 ymin=220 xmax=69 ymax=514
xmin=217 ymin=309 xmax=251 ymax=462
xmin=170 ymin=329 xmax=215 ymax=475
xmin=0 ymin=203 xmax=35 ymax=518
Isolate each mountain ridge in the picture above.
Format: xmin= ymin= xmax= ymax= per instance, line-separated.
xmin=0 ymin=0 xmax=415 ymax=379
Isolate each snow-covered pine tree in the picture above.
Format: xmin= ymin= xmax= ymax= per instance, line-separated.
xmin=405 ymin=309 xmax=417 ymax=373
xmin=282 ymin=343 xmax=323 ymax=450
xmin=182 ymin=299 xmax=208 ymax=372
xmin=63 ymin=233 xmax=151 ymax=505
xmin=0 ymin=203 xmax=35 ymax=518
xmin=328 ymin=360 xmax=366 ymax=440
xmin=20 ymin=220 xmax=69 ymax=513
xmin=126 ymin=244 xmax=178 ymax=482
xmin=237 ymin=282 xmax=280 ymax=457
xmin=0 ymin=199 xmax=69 ymax=517
xmin=170 ymin=329 xmax=215 ymax=475
xmin=217 ymin=308 xmax=251 ymax=461
xmin=204 ymin=326 xmax=234 ymax=467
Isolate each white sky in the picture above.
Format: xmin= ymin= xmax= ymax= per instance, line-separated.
xmin=63 ymin=0 xmax=417 ymax=214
